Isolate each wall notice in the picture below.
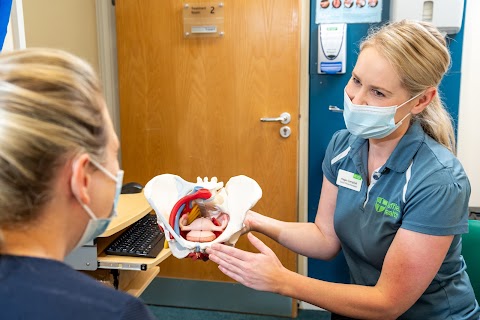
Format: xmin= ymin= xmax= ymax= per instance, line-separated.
xmin=316 ymin=0 xmax=382 ymax=24
xmin=183 ymin=2 xmax=225 ymax=38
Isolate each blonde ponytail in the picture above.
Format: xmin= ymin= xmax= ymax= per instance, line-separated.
xmin=414 ymin=94 xmax=456 ymax=153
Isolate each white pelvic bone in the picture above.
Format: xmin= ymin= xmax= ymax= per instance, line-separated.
xmin=144 ymin=174 xmax=262 ymax=258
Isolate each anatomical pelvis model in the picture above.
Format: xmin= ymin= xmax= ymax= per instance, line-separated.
xmin=144 ymin=174 xmax=262 ymax=260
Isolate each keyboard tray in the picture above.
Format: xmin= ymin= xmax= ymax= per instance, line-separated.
xmin=106 ymin=214 xmax=165 ymax=258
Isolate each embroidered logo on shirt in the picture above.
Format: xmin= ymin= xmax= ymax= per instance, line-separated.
xmin=375 ymin=197 xmax=400 ymax=218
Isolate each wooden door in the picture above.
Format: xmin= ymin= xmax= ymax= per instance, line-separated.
xmin=116 ymin=0 xmax=300 ymax=301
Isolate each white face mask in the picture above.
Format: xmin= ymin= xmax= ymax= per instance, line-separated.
xmin=343 ymin=90 xmax=422 ymax=139
xmin=74 ymin=159 xmax=124 ymax=249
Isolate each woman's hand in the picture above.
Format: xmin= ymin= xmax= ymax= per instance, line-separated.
xmin=240 ymin=210 xmax=256 ymax=234
xmin=206 ymin=232 xmax=288 ymax=293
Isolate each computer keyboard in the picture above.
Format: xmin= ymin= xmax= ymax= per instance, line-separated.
xmin=105 ymin=213 xmax=165 ymax=258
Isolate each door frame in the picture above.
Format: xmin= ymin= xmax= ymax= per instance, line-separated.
xmin=297 ymin=0 xmax=312 ymax=310
xmin=3 ymin=0 xmax=26 ymax=51
xmin=95 ymin=0 xmax=121 ymax=143
xmin=96 ymin=0 xmax=311 ymax=311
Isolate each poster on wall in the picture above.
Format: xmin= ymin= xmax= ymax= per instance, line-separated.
xmin=316 ymin=0 xmax=382 ymax=24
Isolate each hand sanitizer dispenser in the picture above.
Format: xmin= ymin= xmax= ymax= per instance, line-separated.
xmin=390 ymin=0 xmax=464 ymax=35
xmin=318 ymin=23 xmax=346 ymax=74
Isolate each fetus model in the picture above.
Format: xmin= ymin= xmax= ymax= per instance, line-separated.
xmin=144 ymin=174 xmax=262 ymax=260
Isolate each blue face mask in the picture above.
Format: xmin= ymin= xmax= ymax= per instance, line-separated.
xmin=74 ymin=159 xmax=124 ymax=248
xmin=343 ymin=90 xmax=422 ymax=139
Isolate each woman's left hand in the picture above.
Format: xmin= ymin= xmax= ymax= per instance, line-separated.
xmin=206 ymin=233 xmax=288 ymax=293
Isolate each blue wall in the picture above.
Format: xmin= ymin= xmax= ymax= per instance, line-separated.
xmin=307 ymin=0 xmax=465 ymax=282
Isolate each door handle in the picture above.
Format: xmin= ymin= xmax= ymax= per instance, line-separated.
xmin=260 ymin=112 xmax=291 ymax=124
xmin=329 ymin=105 xmax=343 ymax=113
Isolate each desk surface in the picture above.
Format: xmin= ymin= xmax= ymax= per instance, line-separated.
xmin=95 ymin=192 xmax=172 ymax=271
xmin=84 ymin=192 xmax=172 ymax=297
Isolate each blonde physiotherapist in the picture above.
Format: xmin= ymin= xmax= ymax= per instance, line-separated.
xmin=207 ymin=20 xmax=480 ymax=320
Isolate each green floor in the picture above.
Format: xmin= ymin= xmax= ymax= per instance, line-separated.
xmin=148 ymin=305 xmax=331 ymax=320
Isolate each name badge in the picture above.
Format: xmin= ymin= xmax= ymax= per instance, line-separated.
xmin=336 ymin=169 xmax=362 ymax=192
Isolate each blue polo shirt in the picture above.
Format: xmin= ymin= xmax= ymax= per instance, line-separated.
xmin=322 ymin=121 xmax=480 ymax=319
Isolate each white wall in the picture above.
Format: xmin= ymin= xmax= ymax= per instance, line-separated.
xmin=458 ymin=0 xmax=480 ymax=208
xmin=21 ymin=0 xmax=98 ymax=71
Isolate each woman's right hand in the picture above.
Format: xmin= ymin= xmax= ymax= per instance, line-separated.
xmin=241 ymin=209 xmax=259 ymax=235
xmin=207 ymin=233 xmax=289 ymax=293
